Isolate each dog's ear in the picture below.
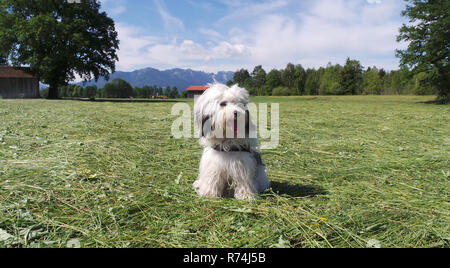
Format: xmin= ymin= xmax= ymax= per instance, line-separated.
xmin=245 ymin=110 xmax=249 ymax=137
xmin=202 ymin=115 xmax=211 ymax=137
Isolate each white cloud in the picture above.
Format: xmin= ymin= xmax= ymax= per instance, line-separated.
xmin=114 ymin=23 xmax=161 ymax=71
xmin=111 ymin=0 xmax=407 ymax=72
xmin=222 ymin=0 xmax=407 ymax=71
xmin=153 ymin=0 xmax=184 ymax=32
xmin=146 ymin=40 xmax=250 ymax=65
xmin=367 ymin=0 xmax=382 ymax=4
xmin=199 ymin=28 xmax=223 ymax=40
xmin=212 ymin=42 xmax=251 ymax=59
xmin=113 ymin=23 xmax=249 ymax=72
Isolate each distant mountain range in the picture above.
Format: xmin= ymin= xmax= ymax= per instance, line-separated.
xmin=76 ymin=67 xmax=235 ymax=93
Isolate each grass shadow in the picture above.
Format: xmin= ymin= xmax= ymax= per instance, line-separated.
xmin=417 ymin=98 xmax=450 ymax=105
xmin=268 ymin=181 xmax=327 ymax=198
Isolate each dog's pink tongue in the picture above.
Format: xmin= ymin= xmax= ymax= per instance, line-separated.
xmin=228 ymin=122 xmax=239 ymax=136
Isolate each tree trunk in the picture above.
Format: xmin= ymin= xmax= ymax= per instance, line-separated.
xmin=47 ymin=84 xmax=59 ymax=99
xmin=437 ymin=71 xmax=449 ymax=102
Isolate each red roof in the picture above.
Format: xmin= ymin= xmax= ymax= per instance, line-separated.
xmin=186 ymin=86 xmax=210 ymax=91
xmin=0 ymin=66 xmax=37 ymax=79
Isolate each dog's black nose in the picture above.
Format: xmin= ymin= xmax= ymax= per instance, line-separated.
xmin=234 ymin=111 xmax=238 ymax=117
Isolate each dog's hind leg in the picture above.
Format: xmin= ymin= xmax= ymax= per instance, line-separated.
xmin=255 ymin=165 xmax=271 ymax=193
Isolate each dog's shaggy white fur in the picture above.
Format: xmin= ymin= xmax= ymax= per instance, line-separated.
xmin=193 ymin=84 xmax=270 ymax=200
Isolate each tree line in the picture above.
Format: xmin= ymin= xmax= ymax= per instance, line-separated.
xmin=40 ymin=57 xmax=438 ymax=99
xmin=40 ymin=78 xmax=181 ymax=99
xmin=227 ymin=58 xmax=438 ymax=96
xmin=1 ymin=0 xmax=447 ymax=101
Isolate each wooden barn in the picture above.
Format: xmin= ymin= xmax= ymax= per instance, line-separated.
xmin=186 ymin=86 xmax=210 ymax=98
xmin=0 ymin=66 xmax=40 ymax=98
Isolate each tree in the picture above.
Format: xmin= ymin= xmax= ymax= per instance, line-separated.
xmin=396 ymin=0 xmax=450 ymax=101
xmin=281 ymin=63 xmax=296 ymax=88
xmin=115 ymin=79 xmax=133 ymax=98
xmin=164 ymin=86 xmax=171 ymax=97
xmin=319 ymin=64 xmax=342 ymax=95
xmin=251 ymin=65 xmax=267 ymax=90
xmin=133 ymin=86 xmax=143 ymax=98
xmin=362 ymin=66 xmax=384 ymax=95
xmin=294 ymin=64 xmax=306 ymax=95
xmin=169 ymin=87 xmax=179 ymax=98
xmin=57 ymin=84 xmax=83 ymax=98
xmin=379 ymin=68 xmax=387 ymax=79
xmin=257 ymin=85 xmax=272 ymax=96
xmin=0 ymin=54 xmax=7 ymax=65
xmin=84 ymin=85 xmax=98 ymax=100
xmin=71 ymin=84 xmax=83 ymax=97
xmin=102 ymin=83 xmax=114 ymax=98
xmin=413 ymin=71 xmax=437 ymax=95
xmin=339 ymin=58 xmax=363 ymax=95
xmin=226 ymin=80 xmax=235 ymax=87
xmin=103 ymin=78 xmax=133 ymax=98
xmin=143 ymin=86 xmax=154 ymax=98
xmin=242 ymin=79 xmax=257 ymax=95
xmin=0 ymin=0 xmax=119 ymax=99
xmin=233 ymin=69 xmax=251 ymax=87
xmin=304 ymin=68 xmax=320 ymax=95
xmin=384 ymin=67 xmax=413 ymax=94
xmin=265 ymin=69 xmax=282 ymax=92
xmin=157 ymin=87 xmax=163 ymax=96
xmin=272 ymin=86 xmax=296 ymax=96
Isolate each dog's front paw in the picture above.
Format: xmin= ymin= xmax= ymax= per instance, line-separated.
xmin=193 ymin=180 xmax=222 ymax=198
xmin=234 ymin=191 xmax=257 ymax=200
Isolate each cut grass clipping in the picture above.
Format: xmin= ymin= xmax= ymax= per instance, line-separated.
xmin=0 ymin=95 xmax=449 ymax=248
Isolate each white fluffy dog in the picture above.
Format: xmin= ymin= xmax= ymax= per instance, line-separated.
xmin=193 ymin=84 xmax=270 ymax=200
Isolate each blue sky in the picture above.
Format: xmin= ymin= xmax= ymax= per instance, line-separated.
xmin=99 ymin=0 xmax=408 ymax=73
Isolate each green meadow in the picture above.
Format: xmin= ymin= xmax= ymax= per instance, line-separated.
xmin=0 ymin=95 xmax=448 ymax=248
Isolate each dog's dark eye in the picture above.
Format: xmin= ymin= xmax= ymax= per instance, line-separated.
xmin=220 ymin=101 xmax=227 ymax=107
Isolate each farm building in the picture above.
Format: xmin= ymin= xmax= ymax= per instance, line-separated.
xmin=186 ymin=86 xmax=209 ymax=98
xmin=0 ymin=66 xmax=40 ymax=98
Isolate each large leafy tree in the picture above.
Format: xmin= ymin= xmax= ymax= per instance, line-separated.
xmin=396 ymin=0 xmax=449 ymax=101
xmin=0 ymin=0 xmax=119 ymax=99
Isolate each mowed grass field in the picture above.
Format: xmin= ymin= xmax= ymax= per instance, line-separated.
xmin=0 ymin=95 xmax=448 ymax=248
